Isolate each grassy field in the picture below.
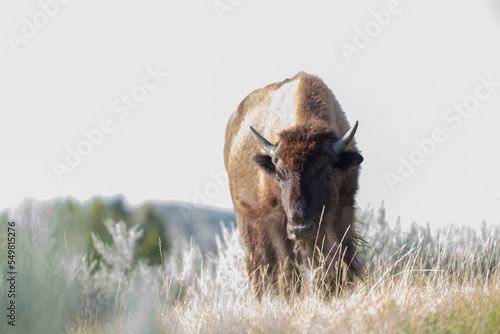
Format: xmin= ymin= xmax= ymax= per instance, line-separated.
xmin=1 ymin=205 xmax=499 ymax=333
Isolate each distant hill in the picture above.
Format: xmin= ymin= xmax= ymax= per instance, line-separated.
xmin=136 ymin=201 xmax=237 ymax=255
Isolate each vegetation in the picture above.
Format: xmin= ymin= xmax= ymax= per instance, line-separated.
xmin=0 ymin=202 xmax=499 ymax=333
xmin=24 ymin=196 xmax=171 ymax=265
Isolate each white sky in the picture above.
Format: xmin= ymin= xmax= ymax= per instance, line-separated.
xmin=1 ymin=0 xmax=499 ymax=228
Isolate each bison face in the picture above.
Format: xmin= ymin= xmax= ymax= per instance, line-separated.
xmin=250 ymin=123 xmax=363 ymax=242
xmin=274 ymin=154 xmax=339 ymax=241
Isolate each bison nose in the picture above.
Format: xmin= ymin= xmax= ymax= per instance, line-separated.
xmin=287 ymin=221 xmax=315 ymax=241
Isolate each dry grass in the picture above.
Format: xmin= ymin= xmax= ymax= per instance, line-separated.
xmin=77 ymin=222 xmax=500 ymax=334
xmin=149 ymin=225 xmax=500 ymax=334
xmin=2 ymin=211 xmax=499 ymax=334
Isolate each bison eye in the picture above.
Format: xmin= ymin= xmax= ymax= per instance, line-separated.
xmin=325 ymin=173 xmax=333 ymax=180
xmin=276 ymin=174 xmax=280 ymax=182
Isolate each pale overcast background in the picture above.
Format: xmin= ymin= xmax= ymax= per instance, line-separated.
xmin=1 ymin=0 xmax=500 ymax=228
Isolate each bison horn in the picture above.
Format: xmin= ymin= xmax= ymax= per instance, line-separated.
xmin=249 ymin=126 xmax=277 ymax=157
xmin=331 ymin=121 xmax=359 ymax=154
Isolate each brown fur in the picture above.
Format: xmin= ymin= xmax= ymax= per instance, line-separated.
xmin=224 ymin=72 xmax=364 ymax=296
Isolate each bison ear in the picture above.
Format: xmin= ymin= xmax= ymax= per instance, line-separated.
xmin=253 ymin=154 xmax=276 ymax=174
xmin=336 ymin=151 xmax=363 ymax=171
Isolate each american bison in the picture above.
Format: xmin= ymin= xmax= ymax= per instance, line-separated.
xmin=223 ymin=72 xmax=364 ymax=295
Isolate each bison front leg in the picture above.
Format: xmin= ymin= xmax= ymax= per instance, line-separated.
xmin=245 ymin=231 xmax=301 ymax=297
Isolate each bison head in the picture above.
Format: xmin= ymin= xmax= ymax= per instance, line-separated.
xmin=250 ymin=122 xmax=363 ymax=242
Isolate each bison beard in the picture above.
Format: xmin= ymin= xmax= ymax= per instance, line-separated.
xmin=223 ymin=72 xmax=364 ymax=297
